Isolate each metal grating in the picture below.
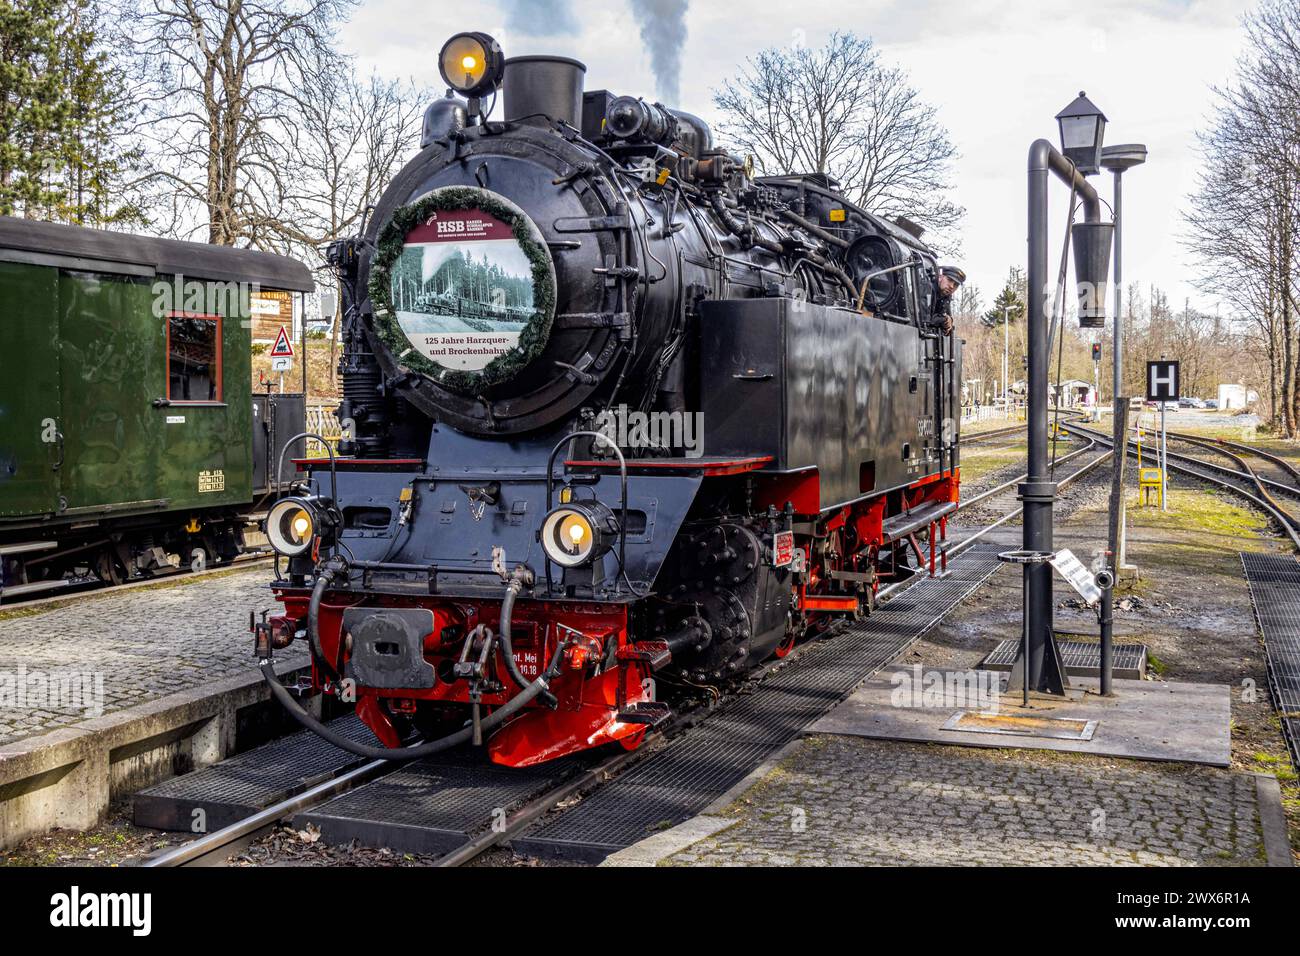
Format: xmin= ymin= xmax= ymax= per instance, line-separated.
xmin=133 ymin=715 xmax=377 ymax=832
xmin=982 ymin=638 xmax=1146 ymax=679
xmin=296 ymin=756 xmax=577 ymax=856
xmin=514 ymin=548 xmax=1003 ymax=862
xmin=1240 ymin=552 xmax=1300 ymax=770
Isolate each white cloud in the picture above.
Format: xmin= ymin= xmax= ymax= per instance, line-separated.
xmin=339 ymin=0 xmax=1254 ymax=313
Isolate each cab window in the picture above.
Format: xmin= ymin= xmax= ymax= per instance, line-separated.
xmin=899 ymin=270 xmax=917 ymax=323
xmin=167 ymin=312 xmax=222 ymax=403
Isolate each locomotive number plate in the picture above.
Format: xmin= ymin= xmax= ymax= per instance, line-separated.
xmin=772 ymin=531 xmax=795 ymax=568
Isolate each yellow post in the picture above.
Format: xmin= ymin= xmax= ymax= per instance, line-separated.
xmin=1138 ymin=467 xmax=1163 ymax=507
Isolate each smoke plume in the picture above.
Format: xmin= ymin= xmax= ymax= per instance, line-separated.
xmin=628 ymin=0 xmax=689 ymax=105
xmin=500 ymin=0 xmax=578 ymax=35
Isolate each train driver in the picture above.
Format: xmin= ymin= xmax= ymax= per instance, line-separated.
xmin=932 ymin=265 xmax=966 ymax=335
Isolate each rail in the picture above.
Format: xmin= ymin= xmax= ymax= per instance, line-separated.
xmin=1062 ymin=422 xmax=1300 ymax=551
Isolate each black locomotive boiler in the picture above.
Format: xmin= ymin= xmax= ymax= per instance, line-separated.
xmin=257 ymin=32 xmax=963 ymax=767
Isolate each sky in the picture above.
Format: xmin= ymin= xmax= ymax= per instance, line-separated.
xmin=339 ymin=0 xmax=1256 ymax=315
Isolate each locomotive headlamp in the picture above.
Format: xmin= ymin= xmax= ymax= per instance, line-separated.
xmin=540 ymin=500 xmax=619 ymax=568
xmin=438 ymin=32 xmax=504 ymax=98
xmin=266 ymin=496 xmax=338 ymax=557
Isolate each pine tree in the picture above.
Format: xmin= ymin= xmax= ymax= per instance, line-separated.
xmin=0 ymin=0 xmax=144 ymax=225
xmin=54 ymin=0 xmax=145 ymax=226
xmin=982 ymin=266 xmax=1028 ymax=328
xmin=0 ymin=0 xmax=66 ymax=217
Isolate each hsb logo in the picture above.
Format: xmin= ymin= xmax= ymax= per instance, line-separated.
xmin=436 ymin=220 xmax=467 ymax=234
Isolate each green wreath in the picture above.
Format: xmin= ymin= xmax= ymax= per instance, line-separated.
xmin=368 ymin=186 xmax=557 ymax=393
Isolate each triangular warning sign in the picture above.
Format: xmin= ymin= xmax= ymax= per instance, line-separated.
xmin=270 ymin=326 xmax=294 ymax=357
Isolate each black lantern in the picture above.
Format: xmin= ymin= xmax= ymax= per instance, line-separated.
xmin=1055 ymin=91 xmax=1107 ymax=176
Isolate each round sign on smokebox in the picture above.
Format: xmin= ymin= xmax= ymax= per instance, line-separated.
xmin=369 ymin=186 xmax=557 ymax=392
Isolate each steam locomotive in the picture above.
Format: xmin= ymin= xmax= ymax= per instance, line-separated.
xmin=255 ymin=32 xmax=963 ymax=767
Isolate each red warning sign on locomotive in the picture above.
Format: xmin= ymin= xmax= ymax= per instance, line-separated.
xmin=773 ymin=530 xmax=795 ymax=567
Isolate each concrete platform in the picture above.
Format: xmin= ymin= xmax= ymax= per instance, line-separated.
xmin=0 ymin=657 xmax=308 ymax=849
xmin=0 ymin=563 xmax=313 ymax=849
xmin=808 ymin=665 xmax=1231 ymax=766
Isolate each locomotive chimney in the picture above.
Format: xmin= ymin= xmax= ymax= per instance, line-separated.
xmin=503 ymin=55 xmax=586 ymax=128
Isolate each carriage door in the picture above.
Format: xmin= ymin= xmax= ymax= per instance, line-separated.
xmin=0 ymin=261 xmax=63 ymax=518
xmin=56 ymin=270 xmax=160 ymax=512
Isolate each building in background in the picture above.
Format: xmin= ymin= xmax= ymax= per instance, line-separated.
xmin=1217 ymin=383 xmax=1258 ymax=411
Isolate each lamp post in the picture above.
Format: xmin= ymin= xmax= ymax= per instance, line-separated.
xmin=1100 ymin=146 xmax=1148 ymax=499
xmin=1097 ymin=143 xmax=1147 ymax=696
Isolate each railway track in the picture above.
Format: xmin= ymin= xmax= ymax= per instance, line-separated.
xmin=1061 ymin=422 xmax=1300 ymax=551
xmin=142 ymin=432 xmax=1112 ymax=868
xmin=1166 ymin=428 xmax=1300 ymax=485
xmin=1161 ymin=430 xmax=1300 ymax=503
xmin=0 ymin=552 xmax=274 ymax=612
xmin=960 ymin=408 xmax=1086 ymax=445
xmin=962 ymin=422 xmax=1027 ymax=443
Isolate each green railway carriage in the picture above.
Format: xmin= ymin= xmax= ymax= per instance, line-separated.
xmin=0 ymin=217 xmax=314 ymax=601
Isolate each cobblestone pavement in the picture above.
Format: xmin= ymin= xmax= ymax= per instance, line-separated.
xmin=0 ymin=568 xmax=305 ymax=746
xmin=664 ymin=736 xmax=1266 ymax=867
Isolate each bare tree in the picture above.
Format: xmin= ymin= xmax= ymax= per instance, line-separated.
xmin=132 ymin=0 xmax=355 ymax=246
xmin=1184 ymin=0 xmax=1300 ymax=435
xmin=268 ymin=50 xmax=425 ymax=375
xmin=713 ymin=32 xmax=963 ymax=252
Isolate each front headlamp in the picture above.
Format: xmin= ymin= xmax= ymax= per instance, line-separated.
xmin=266 ymin=496 xmax=335 ymax=557
xmin=540 ymin=500 xmax=618 ymax=568
xmin=438 ymin=32 xmax=504 ymax=98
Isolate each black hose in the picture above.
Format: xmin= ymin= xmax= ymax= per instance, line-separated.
xmin=497 ymin=577 xmax=558 ymax=708
xmin=258 ymin=635 xmax=569 ymax=761
xmin=307 ymin=571 xmax=339 ymax=680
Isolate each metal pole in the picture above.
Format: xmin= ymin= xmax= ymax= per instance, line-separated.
xmin=1112 ymin=170 xmax=1123 ymax=422
xmin=1017 ymin=140 xmax=1099 ymax=696
xmin=1160 ymin=403 xmax=1168 ymax=510
xmin=1102 ymin=146 xmax=1147 ymax=573
xmin=1100 ymin=401 xmax=1128 ymax=697
xmin=301 ymin=292 xmax=308 ymax=396
xmin=1106 ymin=169 xmax=1126 ymax=566
xmin=1099 ymin=584 xmax=1114 ymax=696
xmin=1004 ymin=304 xmax=1010 ymax=411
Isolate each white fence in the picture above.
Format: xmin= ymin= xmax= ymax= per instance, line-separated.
xmin=305 ymin=405 xmax=341 ymax=455
xmin=960 ymin=402 xmax=1021 ymax=425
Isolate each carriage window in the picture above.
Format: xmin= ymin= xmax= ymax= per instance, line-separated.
xmin=167 ymin=312 xmax=222 ymax=403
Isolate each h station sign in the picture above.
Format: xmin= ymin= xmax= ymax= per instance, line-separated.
xmin=1145 ymin=360 xmax=1180 ymax=403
